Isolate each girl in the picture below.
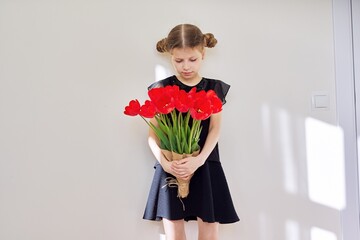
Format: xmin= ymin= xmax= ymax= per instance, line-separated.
xmin=143 ymin=24 xmax=239 ymax=240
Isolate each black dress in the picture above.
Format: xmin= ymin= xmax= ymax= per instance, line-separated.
xmin=143 ymin=75 xmax=240 ymax=224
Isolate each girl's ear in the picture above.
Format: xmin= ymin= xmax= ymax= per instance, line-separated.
xmin=202 ymin=49 xmax=206 ymax=60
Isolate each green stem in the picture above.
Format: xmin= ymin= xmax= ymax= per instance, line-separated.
xmin=188 ymin=119 xmax=199 ymax=154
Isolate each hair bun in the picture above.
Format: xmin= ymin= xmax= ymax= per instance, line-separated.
xmin=204 ymin=33 xmax=217 ymax=48
xmin=156 ymin=38 xmax=168 ymax=53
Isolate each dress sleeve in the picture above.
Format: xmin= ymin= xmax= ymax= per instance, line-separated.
xmin=148 ymin=81 xmax=163 ymax=90
xmin=148 ymin=78 xmax=171 ymax=90
xmin=214 ymin=80 xmax=230 ymax=105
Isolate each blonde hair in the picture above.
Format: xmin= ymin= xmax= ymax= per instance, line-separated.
xmin=156 ymin=24 xmax=217 ymax=53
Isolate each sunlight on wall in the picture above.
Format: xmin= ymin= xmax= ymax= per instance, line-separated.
xmin=259 ymin=213 xmax=273 ymax=240
xmin=278 ymin=109 xmax=298 ymax=194
xmin=155 ymin=64 xmax=171 ymax=82
xmin=305 ymin=117 xmax=346 ymax=210
xmin=285 ymin=220 xmax=300 ymax=240
xmin=159 ymin=234 xmax=166 ymax=240
xmin=311 ymin=227 xmax=337 ymax=240
xmin=261 ymin=104 xmax=298 ymax=194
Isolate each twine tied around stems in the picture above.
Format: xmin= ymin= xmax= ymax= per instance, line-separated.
xmin=162 ymin=177 xmax=185 ymax=211
xmin=160 ymin=149 xmax=200 ymax=211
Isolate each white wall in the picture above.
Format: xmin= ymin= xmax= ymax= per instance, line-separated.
xmin=0 ymin=0 xmax=346 ymax=239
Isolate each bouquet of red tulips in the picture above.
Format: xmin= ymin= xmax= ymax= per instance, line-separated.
xmin=124 ymin=85 xmax=223 ymax=197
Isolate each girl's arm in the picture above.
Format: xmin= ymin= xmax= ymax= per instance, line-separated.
xmin=171 ymin=112 xmax=222 ymax=180
xmin=196 ymin=112 xmax=222 ymax=164
xmin=147 ymin=118 xmax=178 ymax=177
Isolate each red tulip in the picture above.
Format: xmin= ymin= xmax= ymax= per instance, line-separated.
xmin=206 ymin=90 xmax=223 ymax=113
xmin=190 ymin=97 xmax=213 ymax=120
xmin=175 ymin=89 xmax=194 ymax=112
xmin=148 ymin=86 xmax=176 ymax=114
xmin=164 ymin=85 xmax=180 ymax=96
xmin=189 ymin=87 xmax=197 ymax=95
xmin=123 ymin=85 xmax=224 ymax=155
xmin=124 ymin=99 xmax=141 ymax=116
xmin=194 ymin=89 xmax=207 ymax=99
xmin=148 ymin=87 xmax=164 ymax=102
xmin=140 ymin=100 xmax=157 ymax=118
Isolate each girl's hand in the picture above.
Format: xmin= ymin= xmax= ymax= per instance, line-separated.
xmin=160 ymin=158 xmax=188 ymax=179
xmin=160 ymin=159 xmax=174 ymax=175
xmin=170 ymin=156 xmax=203 ymax=180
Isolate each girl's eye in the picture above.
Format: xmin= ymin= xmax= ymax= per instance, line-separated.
xmin=190 ymin=58 xmax=197 ymax=62
xmin=175 ymin=60 xmax=183 ymax=63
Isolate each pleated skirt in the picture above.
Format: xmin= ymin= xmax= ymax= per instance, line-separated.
xmin=143 ymin=160 xmax=240 ymax=224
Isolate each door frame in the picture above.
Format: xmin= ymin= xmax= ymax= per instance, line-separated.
xmin=333 ymin=0 xmax=360 ymax=239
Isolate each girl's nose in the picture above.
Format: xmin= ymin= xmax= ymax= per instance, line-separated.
xmin=183 ymin=62 xmax=190 ymax=70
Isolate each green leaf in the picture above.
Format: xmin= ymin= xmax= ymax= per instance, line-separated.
xmin=149 ymin=121 xmax=170 ymax=150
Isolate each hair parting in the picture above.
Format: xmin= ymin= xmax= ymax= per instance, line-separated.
xmin=156 ymin=24 xmax=217 ymax=53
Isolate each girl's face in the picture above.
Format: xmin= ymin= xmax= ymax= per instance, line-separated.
xmin=171 ymin=47 xmax=205 ymax=83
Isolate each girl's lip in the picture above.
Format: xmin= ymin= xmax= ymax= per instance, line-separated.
xmin=183 ymin=72 xmax=192 ymax=75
